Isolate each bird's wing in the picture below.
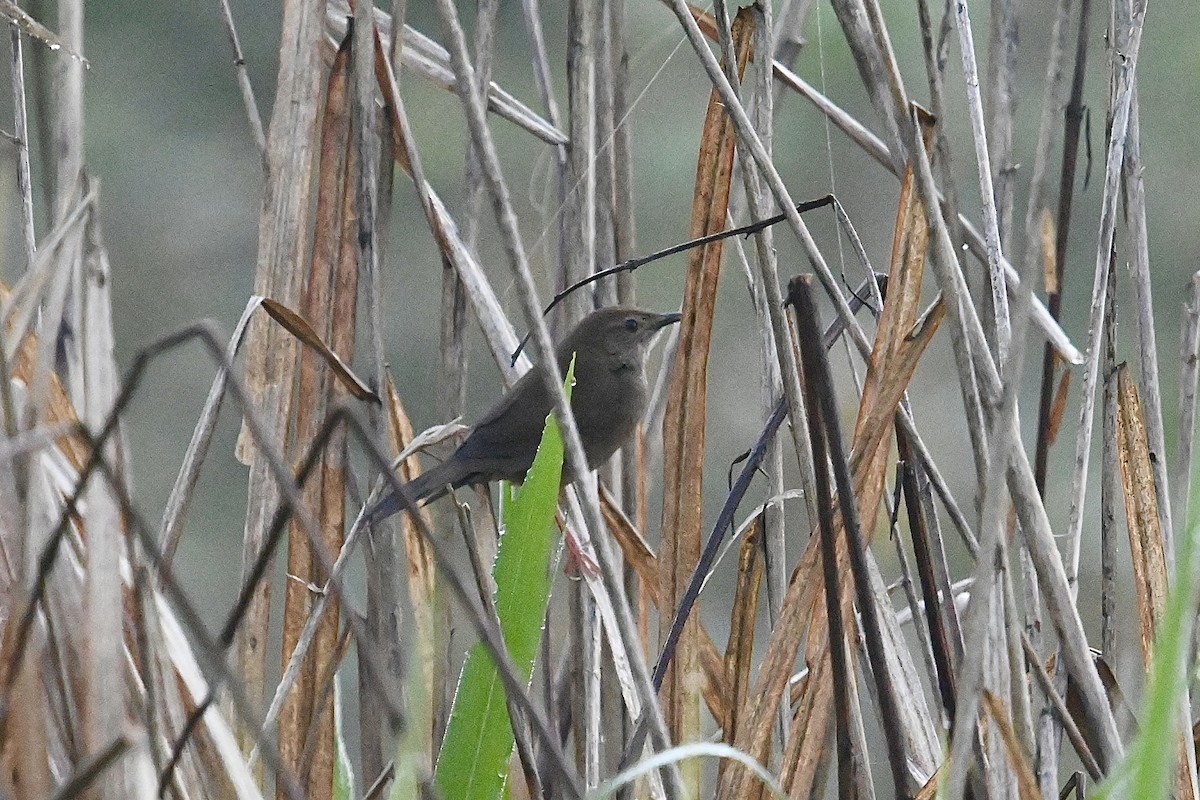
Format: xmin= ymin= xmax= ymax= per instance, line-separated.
xmin=453 ymin=368 xmax=553 ymax=477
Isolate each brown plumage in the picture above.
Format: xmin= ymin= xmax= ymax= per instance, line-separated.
xmin=368 ymin=306 xmax=680 ymax=523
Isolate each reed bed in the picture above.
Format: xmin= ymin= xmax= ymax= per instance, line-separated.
xmin=0 ymin=0 xmax=1192 ymax=798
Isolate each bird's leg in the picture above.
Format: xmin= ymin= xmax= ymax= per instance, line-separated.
xmin=557 ymin=510 xmax=601 ymax=578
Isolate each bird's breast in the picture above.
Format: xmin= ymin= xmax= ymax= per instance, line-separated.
xmin=571 ymin=366 xmax=648 ymax=468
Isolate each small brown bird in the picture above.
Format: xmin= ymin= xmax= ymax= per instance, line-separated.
xmin=368 ymin=306 xmax=681 ymax=523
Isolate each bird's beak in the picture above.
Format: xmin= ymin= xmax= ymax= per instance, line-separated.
xmin=654 ymin=312 xmax=682 ymax=330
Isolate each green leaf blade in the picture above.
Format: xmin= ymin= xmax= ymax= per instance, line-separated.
xmin=434 ymin=362 xmax=572 ymax=800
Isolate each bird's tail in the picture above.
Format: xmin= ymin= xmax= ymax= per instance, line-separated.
xmin=365 ymin=459 xmax=459 ymax=525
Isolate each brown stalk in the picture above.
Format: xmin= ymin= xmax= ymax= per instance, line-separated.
xmin=0 ymin=293 xmax=85 ymax=799
xmin=277 ymin=28 xmax=354 ymax=799
xmin=234 ymin=0 xmax=326 ymax=763
xmin=854 ymin=125 xmax=943 ymax=478
xmin=792 ymin=275 xmax=913 ymax=796
xmin=7 ymin=186 xmax=94 ymax=781
xmin=914 ymin=762 xmax=947 ymax=800
xmin=826 ymin=128 xmax=944 ymax=779
xmin=1116 ymin=364 xmax=1168 ymax=662
xmin=776 ymin=652 xmax=829 ymax=798
xmin=730 ymin=125 xmax=943 ymax=800
xmin=311 ymin=35 xmax=366 ymax=790
xmin=658 ymin=7 xmax=751 ymax=776
xmin=897 ymin=430 xmax=957 ymax=721
xmin=0 ymin=601 xmax=51 ymax=796
xmin=301 ymin=626 xmax=354 ymax=781
xmin=371 ymin=29 xmax=412 ymax=176
xmin=719 ymin=515 xmax=764 ymax=779
xmin=0 ymin=285 xmax=88 ymax=473
xmin=1047 ymin=371 xmax=1072 ymax=451
xmin=793 ymin=289 xmax=857 ymax=796
xmin=981 ymin=691 xmax=1040 ymax=800
xmin=0 ymin=284 xmax=99 ymax=794
xmin=1035 ymin=0 xmax=1091 ymax=496
xmin=599 ymin=488 xmax=729 ymax=728
xmin=1112 ymin=358 xmax=1196 ymax=800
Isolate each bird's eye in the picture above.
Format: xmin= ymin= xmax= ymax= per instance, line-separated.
xmin=623 ymin=317 xmax=639 ymax=332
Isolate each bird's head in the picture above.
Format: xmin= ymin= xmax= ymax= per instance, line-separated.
xmin=559 ymin=306 xmax=682 ymax=371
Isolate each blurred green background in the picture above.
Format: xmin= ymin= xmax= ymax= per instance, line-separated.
xmin=11 ymin=0 xmax=1195 ymax=701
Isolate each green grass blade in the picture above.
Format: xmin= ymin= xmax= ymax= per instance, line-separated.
xmin=434 ymin=363 xmax=572 ymax=800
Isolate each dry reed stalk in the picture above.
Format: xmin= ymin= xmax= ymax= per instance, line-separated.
xmin=7 ymin=0 xmax=1200 ymax=796
xmin=658 ymin=12 xmax=750 ymax=788
xmin=233 ymin=0 xmax=325 ymax=766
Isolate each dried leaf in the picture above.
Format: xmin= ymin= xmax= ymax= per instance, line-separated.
xmin=1046 ymin=370 xmax=1072 ymax=448
xmin=1116 ymin=363 xmax=1169 ymax=662
xmin=722 ymin=517 xmax=763 ymax=752
xmin=659 ymin=7 xmax=754 ymax=762
xmin=981 ymin=691 xmax=1041 ymax=800
xmin=599 ymin=487 xmax=729 ymax=729
xmin=1042 ymin=208 xmax=1058 ymax=295
xmin=723 ymin=113 xmax=943 ymax=800
xmin=278 ymin=27 xmax=359 ymax=793
xmin=260 ymin=299 xmax=379 ymax=404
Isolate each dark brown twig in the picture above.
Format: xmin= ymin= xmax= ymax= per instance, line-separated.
xmin=509 ymin=196 xmax=835 ymax=365
xmin=897 ymin=431 xmax=957 ymax=723
xmin=1034 ymin=0 xmax=1092 ymax=496
xmin=789 ymin=274 xmax=912 ymax=798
